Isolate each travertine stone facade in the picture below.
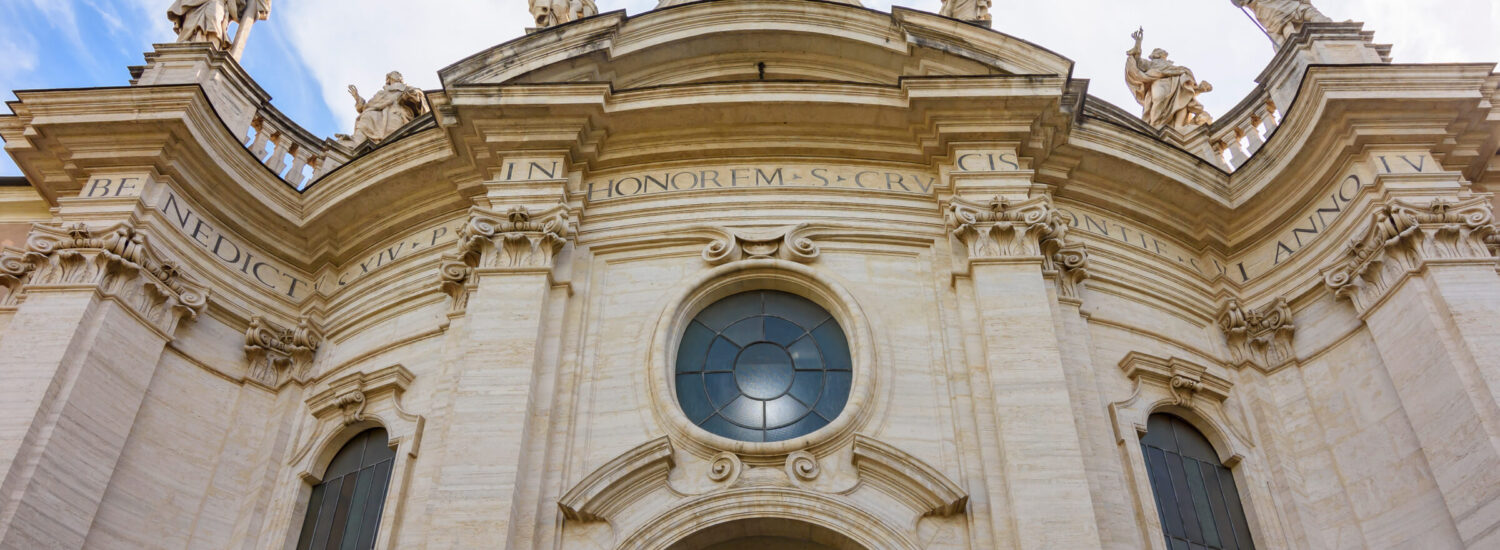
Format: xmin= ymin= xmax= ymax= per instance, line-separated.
xmin=1 ymin=1 xmax=1499 ymax=549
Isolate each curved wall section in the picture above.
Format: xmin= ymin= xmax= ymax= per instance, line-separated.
xmin=0 ymin=1 xmax=1498 ymax=549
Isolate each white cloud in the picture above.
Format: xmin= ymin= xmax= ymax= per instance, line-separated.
xmin=0 ymin=30 xmax=40 ymax=81
xmin=267 ymin=0 xmax=1498 ymax=137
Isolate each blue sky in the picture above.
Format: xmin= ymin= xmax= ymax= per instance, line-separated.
xmin=3 ymin=0 xmax=1497 ymax=178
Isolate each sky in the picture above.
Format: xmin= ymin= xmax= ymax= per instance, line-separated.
xmin=2 ymin=0 xmax=1497 ymax=178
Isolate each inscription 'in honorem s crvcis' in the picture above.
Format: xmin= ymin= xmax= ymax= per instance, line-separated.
xmin=582 ymin=164 xmax=938 ymax=202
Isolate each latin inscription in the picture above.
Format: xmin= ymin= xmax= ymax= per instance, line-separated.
xmin=81 ymin=176 xmax=145 ymax=198
xmin=953 ymin=151 xmax=1022 ymax=172
xmin=583 ymin=164 xmax=937 ymax=202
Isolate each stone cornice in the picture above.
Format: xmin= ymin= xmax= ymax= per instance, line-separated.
xmin=1321 ymin=196 xmax=1498 ymax=313
xmin=0 ymin=221 xmax=208 ymax=335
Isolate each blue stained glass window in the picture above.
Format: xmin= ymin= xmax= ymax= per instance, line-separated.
xmin=675 ymin=290 xmax=852 ymax=442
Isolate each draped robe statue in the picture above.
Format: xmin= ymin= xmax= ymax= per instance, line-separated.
xmin=167 ymin=0 xmax=270 ymax=55
xmin=1124 ymin=29 xmax=1213 ymax=131
xmin=1233 ymin=0 xmax=1331 ymax=46
xmin=530 ymin=0 xmax=598 ymax=28
xmin=939 ymin=0 xmax=992 ymax=23
xmin=346 ymin=72 xmax=429 ymax=146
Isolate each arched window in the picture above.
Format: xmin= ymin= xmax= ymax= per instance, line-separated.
xmin=1140 ymin=414 xmax=1256 ymax=550
xmin=296 ymin=428 xmax=396 ymax=550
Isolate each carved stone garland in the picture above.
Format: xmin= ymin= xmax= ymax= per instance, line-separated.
xmin=244 ymin=315 xmax=324 ymax=388
xmin=1217 ymin=297 xmax=1295 ymax=372
xmin=702 ymin=223 xmax=820 ymax=265
xmin=945 ymin=195 xmax=1091 ymax=300
xmin=438 ymin=203 xmax=575 ymax=312
xmin=0 ymin=221 xmax=208 ymax=333
xmin=1321 ymin=197 xmax=1498 ymax=313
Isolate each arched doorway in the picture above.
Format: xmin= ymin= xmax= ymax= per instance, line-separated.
xmin=667 ymin=518 xmax=869 ymax=550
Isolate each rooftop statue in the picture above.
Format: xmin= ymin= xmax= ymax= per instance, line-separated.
xmin=167 ymin=0 xmax=271 ymax=59
xmin=1124 ymin=28 xmax=1213 ymax=132
xmin=940 ymin=0 xmax=992 ymax=24
xmin=344 ymin=72 xmax=429 ymax=147
xmin=531 ymin=0 xmax=599 ymax=29
xmin=1232 ymin=0 xmax=1331 ymax=47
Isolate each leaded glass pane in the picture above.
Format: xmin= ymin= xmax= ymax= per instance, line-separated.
xmin=295 ymin=428 xmax=396 ymax=550
xmin=674 ymin=290 xmax=852 ymax=442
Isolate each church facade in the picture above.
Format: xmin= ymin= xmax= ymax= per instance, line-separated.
xmin=2 ymin=1 xmax=1500 ymax=549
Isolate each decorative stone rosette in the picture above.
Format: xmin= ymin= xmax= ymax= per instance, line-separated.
xmin=0 ymin=221 xmax=208 ymax=332
xmin=1321 ymin=197 xmax=1498 ymax=312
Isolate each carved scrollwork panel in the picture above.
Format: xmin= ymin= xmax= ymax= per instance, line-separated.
xmin=244 ymin=315 xmax=324 ymax=388
xmin=1218 ymin=296 xmax=1296 ymax=372
xmin=702 ymin=224 xmax=821 ymax=265
xmin=1322 ymin=197 xmax=1498 ymax=312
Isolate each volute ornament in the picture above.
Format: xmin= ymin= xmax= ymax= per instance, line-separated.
xmin=244 ymin=315 xmax=324 ymax=387
xmin=785 ymin=451 xmax=821 ymax=482
xmin=944 ymin=195 xmax=1068 ymax=259
xmin=702 ymin=224 xmax=820 ymax=265
xmin=707 ymin=452 xmax=742 ymax=484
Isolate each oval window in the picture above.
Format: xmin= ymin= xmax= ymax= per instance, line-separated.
xmin=675 ymin=290 xmax=852 ymax=442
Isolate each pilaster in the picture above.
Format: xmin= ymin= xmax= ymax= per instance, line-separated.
xmin=944 ymin=144 xmax=1103 ymax=549
xmin=0 ymin=220 xmax=207 ymax=549
xmin=1321 ymin=195 xmax=1500 ymax=547
xmin=424 ymin=187 xmax=575 ymax=547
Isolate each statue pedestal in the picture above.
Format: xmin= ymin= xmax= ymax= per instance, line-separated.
xmin=130 ymin=42 xmax=270 ymax=144
xmin=1256 ymin=22 xmax=1391 ymax=118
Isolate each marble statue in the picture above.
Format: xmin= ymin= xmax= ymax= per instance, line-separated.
xmin=167 ymin=0 xmax=270 ymax=56
xmin=939 ymin=0 xmax=992 ymax=23
xmin=1124 ymin=28 xmax=1213 ymax=131
xmin=531 ymin=0 xmax=599 ymax=28
xmin=1233 ymin=0 xmax=1331 ymax=46
xmin=346 ymin=72 xmax=429 ymax=146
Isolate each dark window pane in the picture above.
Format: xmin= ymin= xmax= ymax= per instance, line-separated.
xmin=1146 ymin=446 xmax=1185 ymax=539
xmin=705 ymin=337 xmax=740 ymax=372
xmin=339 ymin=468 xmax=377 ymax=550
xmin=1165 ymin=453 xmax=1203 ymax=542
xmin=734 ymin=343 xmax=795 ymax=400
xmin=695 ymin=292 xmax=761 ymax=330
xmin=296 ymin=484 xmax=327 ymax=550
xmin=324 ymin=471 xmax=360 ymax=548
xmin=764 ymin=291 xmax=828 ymax=328
xmin=813 ymin=371 xmax=851 ymax=420
xmin=787 ymin=337 xmax=823 ymax=370
xmin=1201 ymin=464 xmax=1238 ymax=550
xmin=766 ymin=413 xmax=827 ymax=442
xmin=718 ymin=395 xmax=764 ymax=430
xmin=700 ymin=415 xmax=764 ymax=442
xmin=764 ymin=394 xmax=811 ymax=429
xmin=1219 ymin=468 xmax=1257 ymax=550
xmin=721 ymin=317 xmax=764 ymax=347
xmin=355 ymin=460 xmax=394 ymax=550
xmin=308 ymin=476 xmax=343 ymax=549
xmin=763 ymin=316 xmax=804 ymax=346
xmin=704 ymin=372 xmax=739 ymax=409
xmin=811 ymin=321 xmax=851 ymax=371
xmin=788 ymin=370 xmax=823 ymax=405
xmin=325 ymin=433 xmax=366 ymax=479
xmin=1182 ymin=459 xmax=1221 ymax=548
xmin=676 ymin=374 xmax=713 ymax=423
xmin=676 ymin=322 xmax=715 ymax=373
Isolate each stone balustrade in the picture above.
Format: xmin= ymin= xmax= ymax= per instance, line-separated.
xmin=241 ymin=103 xmax=350 ymax=189
xmin=1202 ymin=87 xmax=1281 ymax=172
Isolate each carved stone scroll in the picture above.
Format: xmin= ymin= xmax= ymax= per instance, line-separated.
xmin=944 ymin=195 xmax=1068 ymax=260
xmin=244 ymin=315 xmax=324 ymax=388
xmin=0 ymin=221 xmax=208 ymax=334
xmin=1321 ymin=197 xmax=1498 ymax=313
xmin=1044 ymin=240 xmax=1091 ymax=303
xmin=455 ymin=204 xmax=575 ymax=269
xmin=702 ymin=224 xmax=820 ymax=265
xmin=1218 ymin=296 xmax=1296 ymax=372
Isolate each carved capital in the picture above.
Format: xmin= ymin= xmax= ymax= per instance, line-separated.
xmin=1044 ymin=240 xmax=1091 ymax=303
xmin=1118 ymin=352 xmax=1232 ymax=409
xmin=702 ymin=224 xmax=820 ymax=265
xmin=1217 ymin=296 xmax=1296 ymax=372
xmin=1322 ymin=197 xmax=1497 ymax=312
xmin=244 ymin=315 xmax=324 ymax=388
xmin=944 ymin=195 xmax=1067 ymax=260
xmin=0 ymin=221 xmax=208 ymax=334
xmin=437 ymin=253 xmax=474 ymax=314
xmin=454 ymin=204 xmax=574 ymax=270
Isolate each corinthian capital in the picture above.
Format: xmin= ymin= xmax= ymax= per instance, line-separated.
xmin=244 ymin=315 xmax=324 ymax=388
xmin=1321 ymin=197 xmax=1497 ymax=312
xmin=944 ymin=195 xmax=1068 ymax=260
xmin=0 ymin=221 xmax=208 ymax=334
xmin=455 ymin=203 xmax=575 ymax=269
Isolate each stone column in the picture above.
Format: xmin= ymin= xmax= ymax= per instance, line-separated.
xmin=946 ymin=193 xmax=1104 ymax=549
xmin=423 ymin=202 xmax=574 ymax=548
xmin=1321 ymin=196 xmax=1500 ymax=547
xmin=0 ymin=221 xmax=207 ymax=549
